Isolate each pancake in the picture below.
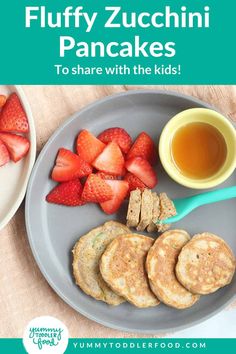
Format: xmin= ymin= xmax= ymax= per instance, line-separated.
xmin=100 ymin=234 xmax=160 ymax=308
xmin=147 ymin=192 xmax=160 ymax=233
xmin=176 ymin=233 xmax=236 ymax=295
xmin=72 ymin=221 xmax=129 ymax=305
xmin=137 ymin=189 xmax=153 ymax=231
xmin=146 ymin=230 xmax=200 ymax=309
xmin=126 ymin=189 xmax=141 ymax=228
xmin=157 ymin=193 xmax=176 ymax=233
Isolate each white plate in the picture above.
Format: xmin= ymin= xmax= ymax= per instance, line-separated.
xmin=0 ymin=86 xmax=36 ymax=231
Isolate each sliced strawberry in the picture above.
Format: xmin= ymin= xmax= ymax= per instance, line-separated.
xmin=126 ymin=132 xmax=157 ymax=165
xmin=46 ymin=179 xmax=85 ymax=206
xmin=0 ymin=95 xmax=7 ymax=109
xmin=97 ymin=168 xmax=126 ymax=179
xmin=125 ymin=157 xmax=158 ymax=189
xmin=96 ymin=171 xmax=119 ymax=180
xmin=0 ymin=93 xmax=29 ymax=133
xmin=97 ymin=127 xmax=132 ymax=154
xmin=0 ymin=139 xmax=10 ymax=167
xmin=120 ymin=165 xmax=127 ymax=177
xmin=100 ymin=180 xmax=129 ymax=214
xmin=52 ymin=148 xmax=92 ymax=182
xmin=124 ymin=172 xmax=147 ymax=192
xmin=76 ymin=130 xmax=105 ymax=164
xmin=93 ymin=141 xmax=125 ymax=176
xmin=0 ymin=132 xmax=30 ymax=162
xmin=81 ymin=174 xmax=113 ymax=203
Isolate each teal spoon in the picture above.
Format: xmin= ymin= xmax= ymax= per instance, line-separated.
xmin=160 ymin=186 xmax=236 ymax=224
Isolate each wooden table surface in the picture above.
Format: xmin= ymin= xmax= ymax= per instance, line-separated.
xmin=0 ymin=85 xmax=236 ymax=338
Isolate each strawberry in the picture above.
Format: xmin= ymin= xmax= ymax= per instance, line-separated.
xmin=125 ymin=157 xmax=158 ymax=189
xmin=126 ymin=132 xmax=157 ymax=165
xmin=97 ymin=127 xmax=132 ymax=154
xmin=96 ymin=171 xmax=119 ymax=180
xmin=46 ymin=179 xmax=85 ymax=206
xmin=124 ymin=172 xmax=146 ymax=192
xmin=0 ymin=132 xmax=30 ymax=162
xmin=93 ymin=141 xmax=125 ymax=176
xmin=0 ymin=93 xmax=29 ymax=133
xmin=76 ymin=130 xmax=105 ymax=164
xmin=100 ymin=180 xmax=129 ymax=214
xmin=82 ymin=174 xmax=113 ymax=203
xmin=0 ymin=139 xmax=10 ymax=167
xmin=52 ymin=148 xmax=92 ymax=182
xmin=0 ymin=95 xmax=7 ymax=108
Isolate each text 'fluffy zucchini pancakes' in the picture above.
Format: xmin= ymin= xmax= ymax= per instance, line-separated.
xmin=100 ymin=234 xmax=160 ymax=308
xmin=72 ymin=221 xmax=129 ymax=305
xmin=176 ymin=233 xmax=236 ymax=295
xmin=146 ymin=230 xmax=200 ymax=309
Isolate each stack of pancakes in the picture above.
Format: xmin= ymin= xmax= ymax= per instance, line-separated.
xmin=72 ymin=221 xmax=236 ymax=309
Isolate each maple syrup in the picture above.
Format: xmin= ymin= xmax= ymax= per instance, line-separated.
xmin=171 ymin=122 xmax=227 ymax=179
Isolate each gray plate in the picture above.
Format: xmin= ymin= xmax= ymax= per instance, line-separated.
xmin=25 ymin=90 xmax=236 ymax=334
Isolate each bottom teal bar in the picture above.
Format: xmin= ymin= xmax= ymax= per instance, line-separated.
xmin=0 ymin=338 xmax=235 ymax=353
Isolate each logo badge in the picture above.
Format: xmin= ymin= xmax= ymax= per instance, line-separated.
xmin=23 ymin=316 xmax=69 ymax=353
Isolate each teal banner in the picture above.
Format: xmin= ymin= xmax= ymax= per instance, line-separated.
xmin=0 ymin=338 xmax=236 ymax=354
xmin=0 ymin=0 xmax=235 ymax=84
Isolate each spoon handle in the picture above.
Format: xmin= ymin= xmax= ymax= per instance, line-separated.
xmin=190 ymin=186 xmax=236 ymax=208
